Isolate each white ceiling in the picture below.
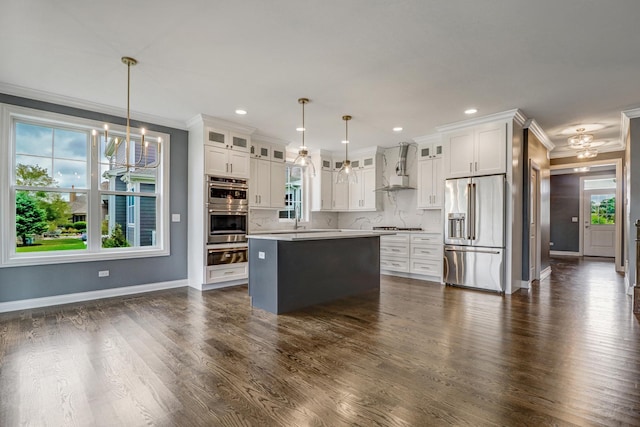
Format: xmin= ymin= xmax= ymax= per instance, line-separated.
xmin=2 ymin=0 xmax=640 ymax=156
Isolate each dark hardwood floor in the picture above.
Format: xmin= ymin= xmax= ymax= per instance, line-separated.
xmin=1 ymin=257 xmax=639 ymax=426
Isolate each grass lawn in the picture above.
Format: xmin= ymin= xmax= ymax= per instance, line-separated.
xmin=16 ymin=238 xmax=86 ymax=252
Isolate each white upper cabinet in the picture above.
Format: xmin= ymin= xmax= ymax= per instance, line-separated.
xmin=417 ymin=156 xmax=443 ymax=209
xmin=248 ymin=139 xmax=287 ymax=209
xmin=311 ymin=156 xmax=333 ymax=211
xmin=204 ymin=127 xmax=250 ymax=178
xmin=444 ymin=121 xmax=507 ymax=178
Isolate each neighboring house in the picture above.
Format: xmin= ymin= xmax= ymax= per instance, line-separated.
xmin=68 ymin=191 xmax=87 ymax=223
xmin=102 ymin=137 xmax=158 ymax=246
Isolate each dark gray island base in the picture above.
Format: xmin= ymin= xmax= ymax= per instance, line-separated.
xmin=248 ymin=232 xmax=381 ymax=314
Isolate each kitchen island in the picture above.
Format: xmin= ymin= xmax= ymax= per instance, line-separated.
xmin=248 ymin=231 xmax=386 ymax=314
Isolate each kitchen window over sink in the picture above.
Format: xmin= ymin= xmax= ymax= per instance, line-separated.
xmin=279 ymin=163 xmax=308 ymax=222
xmin=0 ymin=104 xmax=170 ymax=267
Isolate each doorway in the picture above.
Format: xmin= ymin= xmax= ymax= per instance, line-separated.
xmin=530 ymin=161 xmax=540 ymax=282
xmin=581 ymin=176 xmax=616 ymax=258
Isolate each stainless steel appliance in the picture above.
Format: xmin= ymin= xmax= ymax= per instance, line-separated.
xmin=207 ymin=246 xmax=248 ymax=266
xmin=443 ymin=174 xmax=505 ymax=292
xmin=207 ymin=176 xmax=248 ymax=244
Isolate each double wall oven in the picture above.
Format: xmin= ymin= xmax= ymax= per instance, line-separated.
xmin=205 ymin=176 xmax=249 ymax=282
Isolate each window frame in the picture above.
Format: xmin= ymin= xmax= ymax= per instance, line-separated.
xmin=278 ymin=162 xmax=310 ymax=224
xmin=0 ymin=104 xmax=170 ymax=267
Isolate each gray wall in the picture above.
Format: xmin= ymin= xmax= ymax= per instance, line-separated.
xmin=550 ymin=174 xmax=581 ymax=252
xmin=0 ymin=93 xmax=188 ymax=303
xmin=627 ymin=118 xmax=640 ymax=286
xmin=522 ymin=128 xmax=551 ymax=280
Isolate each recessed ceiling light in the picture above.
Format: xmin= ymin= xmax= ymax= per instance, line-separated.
xmin=296 ymin=127 xmax=305 ymax=132
xmin=235 ymin=109 xmax=247 ymax=115
xmin=342 ymin=139 xmax=349 ymax=144
xmin=393 ymin=127 xmax=403 ymax=132
xmin=464 ymin=108 xmax=478 ymax=115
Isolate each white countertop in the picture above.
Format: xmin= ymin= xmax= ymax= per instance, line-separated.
xmin=247 ymin=230 xmax=395 ymax=241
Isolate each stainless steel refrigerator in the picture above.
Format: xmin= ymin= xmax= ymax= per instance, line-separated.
xmin=443 ymin=174 xmax=505 ymax=293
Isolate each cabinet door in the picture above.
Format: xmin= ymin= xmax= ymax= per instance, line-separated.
xmin=206 ymin=128 xmax=228 ymax=148
xmin=249 ymin=158 xmax=259 ymax=207
xmin=417 ymin=160 xmax=433 ymax=208
xmin=332 ymin=172 xmax=349 ymax=211
xmin=270 ymin=161 xmax=286 ymax=209
xmin=204 ymin=145 xmax=229 ymax=176
xmin=257 ymin=160 xmax=271 ymax=206
xmin=360 ymin=167 xmax=377 ymax=210
xmin=348 ymin=179 xmax=361 ymax=210
xmin=446 ymin=130 xmax=474 ymax=178
xmin=474 ymin=122 xmax=506 ymax=175
xmin=228 ymin=151 xmax=249 ymax=178
xmin=230 ymin=133 xmax=250 ymax=153
xmin=271 ymin=146 xmax=286 ymax=163
xmin=432 ymin=157 xmax=444 ymax=208
xmin=320 ymin=169 xmax=333 ymax=210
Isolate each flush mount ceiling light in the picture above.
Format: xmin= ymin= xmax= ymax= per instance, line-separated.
xmin=464 ymin=108 xmax=478 ymax=115
xmin=293 ymin=97 xmax=316 ymax=176
xmin=577 ymin=146 xmax=598 ymax=159
xmin=567 ymin=128 xmax=594 ymax=148
xmin=393 ymin=127 xmax=403 ymax=132
xmin=574 ymin=166 xmax=591 ymax=172
xmin=235 ymin=109 xmax=247 ymax=115
xmin=336 ymin=115 xmax=357 ymax=185
xmin=100 ymin=57 xmax=161 ymax=172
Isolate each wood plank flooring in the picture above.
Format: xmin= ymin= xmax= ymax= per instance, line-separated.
xmin=1 ymin=257 xmax=639 ymax=426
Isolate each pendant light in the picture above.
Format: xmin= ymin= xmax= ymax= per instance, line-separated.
xmin=336 ymin=115 xmax=357 ymax=184
xmin=97 ymin=56 xmax=162 ymax=172
xmin=567 ymin=128 xmax=594 ymax=148
xmin=293 ymin=97 xmax=316 ymax=176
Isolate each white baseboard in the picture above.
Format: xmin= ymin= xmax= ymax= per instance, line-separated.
xmin=540 ymin=267 xmax=552 ymax=281
xmin=0 ymin=279 xmax=189 ymax=313
xmin=550 ymin=250 xmax=581 ymax=257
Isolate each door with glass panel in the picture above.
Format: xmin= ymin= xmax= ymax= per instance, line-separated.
xmin=583 ymin=177 xmax=616 ymax=257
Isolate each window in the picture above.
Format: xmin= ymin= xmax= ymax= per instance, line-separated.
xmin=1 ymin=104 xmax=169 ymax=266
xmin=279 ymin=164 xmax=307 ymax=221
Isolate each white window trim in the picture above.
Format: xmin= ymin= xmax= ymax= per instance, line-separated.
xmin=0 ymin=103 xmax=171 ymax=268
xmin=279 ymin=162 xmax=310 ymax=225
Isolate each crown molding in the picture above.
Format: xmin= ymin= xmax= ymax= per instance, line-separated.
xmin=412 ymin=133 xmax=441 ymax=144
xmin=251 ymin=132 xmax=290 ymax=147
xmin=524 ymin=119 xmax=555 ymax=151
xmin=436 ymin=108 xmax=527 ymax=133
xmin=619 ymin=107 xmax=640 ymax=151
xmin=0 ymin=82 xmax=187 ymax=130
xmin=186 ymin=113 xmax=257 ymax=135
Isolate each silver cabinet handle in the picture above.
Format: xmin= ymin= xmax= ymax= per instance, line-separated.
xmin=230 ymin=163 xmax=233 ymax=173
xmin=469 ymin=163 xmax=472 ymax=173
xmin=475 ymin=161 xmax=478 ymax=172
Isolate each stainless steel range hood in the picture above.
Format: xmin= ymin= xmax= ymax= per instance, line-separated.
xmin=375 ymin=142 xmax=416 ymax=192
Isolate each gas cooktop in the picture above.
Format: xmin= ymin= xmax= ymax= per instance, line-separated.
xmin=372 ymin=226 xmax=423 ymax=231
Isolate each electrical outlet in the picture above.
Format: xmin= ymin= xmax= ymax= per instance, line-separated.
xmin=258 ymin=251 xmax=266 ymax=259
xmin=98 ymin=270 xmax=109 ymax=277
xmin=550 ymin=242 xmax=554 ymax=246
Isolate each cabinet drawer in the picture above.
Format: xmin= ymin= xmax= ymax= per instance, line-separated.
xmin=410 ymin=259 xmax=442 ymax=276
xmin=380 ymin=244 xmax=409 ymax=257
xmin=410 ymin=244 xmax=442 ymax=260
xmin=411 ymin=234 xmax=442 ymax=244
xmin=206 ymin=263 xmax=248 ymax=284
xmin=380 ymin=257 xmax=409 ymax=273
xmin=381 ymin=234 xmax=410 ymax=244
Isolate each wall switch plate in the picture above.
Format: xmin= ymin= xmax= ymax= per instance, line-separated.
xmin=571 ymin=217 xmax=578 ymax=223
xmin=550 ymin=242 xmax=554 ymax=246
xmin=171 ymin=214 xmax=181 ymax=222
xmin=258 ymin=251 xmax=266 ymax=259
xmin=98 ymin=270 xmax=109 ymax=277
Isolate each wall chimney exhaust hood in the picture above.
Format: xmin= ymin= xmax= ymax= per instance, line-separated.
xmin=375 ymin=142 xmax=416 ymax=192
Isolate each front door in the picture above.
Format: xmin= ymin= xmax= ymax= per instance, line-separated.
xmin=583 ymin=181 xmax=616 ymax=257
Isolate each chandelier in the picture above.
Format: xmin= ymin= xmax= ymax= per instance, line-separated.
xmin=568 ymin=127 xmax=597 ymax=159
xmin=336 ymin=115 xmax=357 ymax=184
xmin=293 ymin=97 xmax=316 ymax=176
xmin=95 ymin=56 xmax=161 ymax=172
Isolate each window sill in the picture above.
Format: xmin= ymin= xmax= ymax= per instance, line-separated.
xmin=1 ymin=247 xmax=170 ymax=268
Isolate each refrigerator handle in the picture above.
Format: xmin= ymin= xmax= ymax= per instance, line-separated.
xmin=466 ymin=183 xmax=472 ymax=239
xmin=471 ymin=183 xmax=477 ymax=240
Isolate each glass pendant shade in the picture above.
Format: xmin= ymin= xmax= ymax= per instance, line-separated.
xmin=577 ymin=147 xmax=598 ymax=159
xmin=292 ymin=98 xmax=316 ymax=176
xmin=336 ymin=115 xmax=357 ymax=184
xmin=567 ymin=128 xmax=594 ymax=148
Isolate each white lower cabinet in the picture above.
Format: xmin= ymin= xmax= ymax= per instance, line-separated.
xmin=380 ymin=232 xmax=443 ymax=281
xmin=206 ymin=263 xmax=248 ymax=284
